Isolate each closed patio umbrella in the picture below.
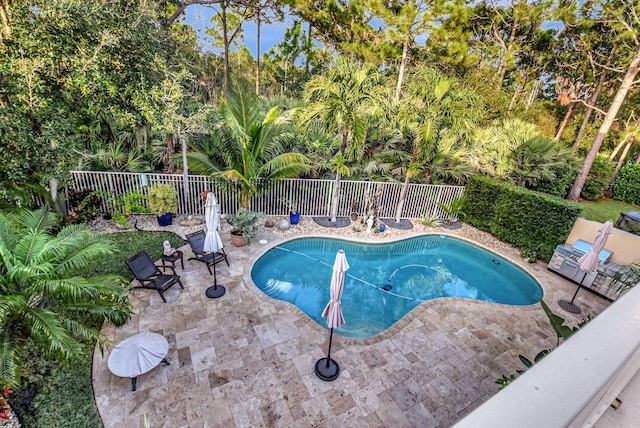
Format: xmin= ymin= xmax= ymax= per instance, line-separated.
xmin=204 ymin=192 xmax=226 ymax=298
xmin=559 ymin=220 xmax=614 ymax=314
xmin=315 ymin=249 xmax=348 ymax=381
xmin=204 ymin=193 xmax=222 ymax=252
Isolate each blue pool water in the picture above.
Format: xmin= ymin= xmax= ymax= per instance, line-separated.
xmin=251 ymin=236 xmax=543 ymax=338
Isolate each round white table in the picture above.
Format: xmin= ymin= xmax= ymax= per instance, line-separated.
xmin=107 ymin=332 xmax=170 ymax=391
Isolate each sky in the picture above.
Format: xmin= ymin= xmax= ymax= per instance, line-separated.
xmin=183 ymin=5 xmax=292 ymax=57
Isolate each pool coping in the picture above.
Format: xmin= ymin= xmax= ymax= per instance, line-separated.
xmin=241 ymin=231 xmax=550 ymax=347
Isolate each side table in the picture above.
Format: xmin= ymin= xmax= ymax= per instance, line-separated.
xmin=161 ymin=250 xmax=184 ymax=272
xmin=107 ymin=332 xmax=170 ymax=391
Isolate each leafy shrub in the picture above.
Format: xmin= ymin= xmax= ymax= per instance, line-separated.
xmin=526 ymin=165 xmax=575 ymax=198
xmin=65 ymin=190 xmax=101 ymax=225
xmin=613 ymin=163 xmax=640 ymax=205
xmin=580 ymin=155 xmax=614 ymax=200
xmin=462 ymin=176 xmax=502 ymax=232
xmin=464 ymin=176 xmax=583 ymax=261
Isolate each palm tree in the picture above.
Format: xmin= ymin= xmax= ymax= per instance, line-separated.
xmin=389 ymin=69 xmax=481 ymax=221
xmin=0 ymin=208 xmax=132 ymax=387
xmin=304 ymin=58 xmax=386 ymax=222
xmin=186 ymin=82 xmax=311 ymax=208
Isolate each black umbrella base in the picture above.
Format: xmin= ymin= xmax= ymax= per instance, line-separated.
xmin=558 ymin=299 xmax=581 ymax=314
xmin=315 ymin=357 xmax=340 ymax=381
xmin=206 ymin=285 xmax=226 ymax=299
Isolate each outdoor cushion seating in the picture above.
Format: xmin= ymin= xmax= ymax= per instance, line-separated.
xmin=125 ymin=251 xmax=184 ymax=303
xmin=186 ymin=230 xmax=229 ymax=275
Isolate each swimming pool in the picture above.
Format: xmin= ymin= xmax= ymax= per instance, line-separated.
xmin=251 ymin=236 xmax=543 ymax=338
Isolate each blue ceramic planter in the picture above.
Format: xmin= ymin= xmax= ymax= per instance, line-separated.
xmin=157 ymin=213 xmax=173 ymax=226
xmin=289 ymin=212 xmax=300 ymax=225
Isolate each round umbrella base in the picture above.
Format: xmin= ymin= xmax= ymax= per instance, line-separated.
xmin=206 ymin=285 xmax=226 ymax=299
xmin=315 ymin=358 xmax=340 ymax=381
xmin=558 ymin=299 xmax=581 ymax=314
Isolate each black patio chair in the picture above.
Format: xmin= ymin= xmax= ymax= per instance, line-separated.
xmin=186 ymin=230 xmax=229 ymax=275
xmin=125 ymin=251 xmax=184 ymax=303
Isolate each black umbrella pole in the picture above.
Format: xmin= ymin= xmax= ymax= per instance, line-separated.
xmin=205 ymin=255 xmax=226 ymax=298
xmin=326 ymin=328 xmax=334 ymax=368
xmin=315 ymin=327 xmax=340 ymax=381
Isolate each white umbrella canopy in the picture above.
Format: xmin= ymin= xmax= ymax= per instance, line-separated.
xmin=107 ymin=332 xmax=168 ymax=378
xmin=578 ymin=220 xmax=614 ymax=274
xmin=321 ymin=250 xmax=349 ymax=329
xmin=204 ymin=193 xmax=223 ymax=253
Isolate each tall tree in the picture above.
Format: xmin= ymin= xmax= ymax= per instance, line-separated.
xmin=469 ymin=0 xmax=554 ymax=90
xmin=568 ymin=1 xmax=640 ymax=202
xmin=0 ymin=0 xmax=165 ymax=209
xmin=247 ymin=0 xmax=284 ymax=96
xmin=304 ymin=58 xmax=385 ymax=222
xmin=205 ymin=0 xmax=252 ymax=95
xmin=368 ymin=0 xmax=442 ymax=101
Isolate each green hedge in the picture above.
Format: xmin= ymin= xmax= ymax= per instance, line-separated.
xmin=463 ymin=176 xmax=583 ymax=261
xmin=613 ymin=163 xmax=640 ymax=205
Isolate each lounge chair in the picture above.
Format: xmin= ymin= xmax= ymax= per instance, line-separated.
xmin=125 ymin=251 xmax=184 ymax=302
xmin=186 ymin=230 xmax=229 ymax=275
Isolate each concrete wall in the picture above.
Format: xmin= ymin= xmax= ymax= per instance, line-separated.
xmin=566 ymin=217 xmax=640 ymax=265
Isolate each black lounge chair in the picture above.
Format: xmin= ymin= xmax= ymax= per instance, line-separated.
xmin=186 ymin=230 xmax=229 ymax=275
xmin=125 ymin=251 xmax=184 ymax=303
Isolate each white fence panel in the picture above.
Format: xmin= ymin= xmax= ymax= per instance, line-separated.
xmin=69 ymin=171 xmax=464 ymax=220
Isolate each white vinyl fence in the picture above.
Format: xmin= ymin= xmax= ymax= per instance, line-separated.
xmin=70 ymin=171 xmax=464 ymax=220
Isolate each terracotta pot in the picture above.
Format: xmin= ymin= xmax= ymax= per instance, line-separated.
xmin=230 ymin=229 xmax=247 ymax=247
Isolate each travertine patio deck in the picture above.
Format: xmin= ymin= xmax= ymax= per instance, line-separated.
xmin=92 ymin=226 xmax=609 ymax=428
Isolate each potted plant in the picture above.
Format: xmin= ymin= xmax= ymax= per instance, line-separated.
xmin=285 ymin=200 xmax=300 ymax=225
xmin=227 ymin=208 xmax=263 ymax=246
xmin=148 ymin=184 xmax=178 ymax=226
xmin=437 ymin=196 xmax=465 ymax=229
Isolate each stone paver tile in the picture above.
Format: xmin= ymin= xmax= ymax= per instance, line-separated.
xmin=405 ymin=402 xmax=439 ymax=428
xmin=175 ymin=327 xmax=200 ymax=349
xmin=300 ymin=394 xmax=335 ymax=426
xmin=230 ymin=396 xmax=265 ymax=428
xmin=260 ymin=398 xmax=295 ymax=427
xmin=373 ymin=398 xmax=412 ymax=427
xmin=387 ymin=378 xmax=429 ymax=411
xmin=191 ymin=342 xmax=217 ymax=372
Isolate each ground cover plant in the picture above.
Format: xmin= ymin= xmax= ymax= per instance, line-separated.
xmin=10 ymin=230 xmax=184 ymax=427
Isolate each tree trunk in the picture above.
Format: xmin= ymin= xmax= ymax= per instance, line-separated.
xmin=181 ymin=135 xmax=189 ymax=209
xmin=0 ymin=0 xmax=11 ymax=39
xmin=222 ymin=2 xmax=229 ymax=96
xmin=555 ymin=102 xmax=576 ymax=140
xmin=394 ymin=37 xmax=410 ymax=102
xmin=574 ymin=44 xmax=617 ymax=148
xmin=394 ymin=171 xmax=411 ymax=222
xmin=608 ymin=136 xmax=633 ymax=190
xmin=568 ymin=44 xmax=640 ymax=202
xmin=330 ymin=126 xmax=350 ymax=222
xmin=498 ymin=23 xmax=518 ymax=87
xmin=255 ymin=13 xmax=261 ymax=96
xmin=609 ymin=136 xmax=628 ymax=161
xmin=305 ymin=22 xmax=312 ymax=73
xmin=615 ymin=137 xmax=633 ymax=172
xmin=166 ymin=133 xmax=175 ymax=173
xmin=330 ymin=171 xmax=341 ymax=223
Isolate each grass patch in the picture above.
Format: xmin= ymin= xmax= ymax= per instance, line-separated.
xmin=87 ymin=231 xmax=186 ymax=278
xmin=12 ymin=230 xmax=185 ymax=427
xmin=579 ymin=198 xmax=640 ymax=223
